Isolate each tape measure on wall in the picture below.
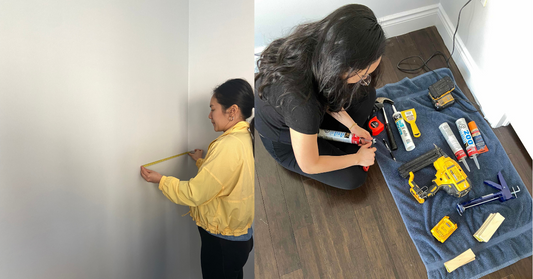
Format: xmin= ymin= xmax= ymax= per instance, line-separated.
xmin=142 ymin=151 xmax=193 ymax=167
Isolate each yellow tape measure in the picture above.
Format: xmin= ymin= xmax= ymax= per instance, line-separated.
xmin=143 ymin=151 xmax=193 ymax=167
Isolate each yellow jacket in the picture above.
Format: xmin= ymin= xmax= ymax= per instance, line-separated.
xmin=158 ymin=121 xmax=254 ymax=236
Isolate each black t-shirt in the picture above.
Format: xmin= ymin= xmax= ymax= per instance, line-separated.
xmin=255 ymin=77 xmax=326 ymax=144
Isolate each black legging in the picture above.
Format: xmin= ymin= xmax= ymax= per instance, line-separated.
xmin=260 ymin=87 xmax=377 ymax=190
xmin=198 ymin=226 xmax=254 ymax=279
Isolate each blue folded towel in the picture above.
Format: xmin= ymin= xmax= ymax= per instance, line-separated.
xmin=374 ymin=68 xmax=532 ymax=279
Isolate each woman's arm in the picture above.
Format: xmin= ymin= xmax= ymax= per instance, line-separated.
xmin=140 ymin=165 xmax=222 ymax=207
xmin=290 ymin=128 xmax=376 ymax=174
xmin=327 ymin=108 xmax=372 ymax=140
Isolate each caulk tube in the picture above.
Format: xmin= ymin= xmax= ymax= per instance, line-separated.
xmin=317 ymin=129 xmax=372 ymax=172
xmin=318 ymin=129 xmax=365 ymax=144
xmin=392 ymin=106 xmax=415 ymax=151
xmin=468 ymin=121 xmax=489 ymax=154
xmin=438 ymin=122 xmax=470 ymax=172
xmin=456 ymin=118 xmax=480 ymax=169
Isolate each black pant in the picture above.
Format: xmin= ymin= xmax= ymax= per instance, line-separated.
xmin=260 ymin=87 xmax=377 ymax=190
xmin=198 ymin=226 xmax=254 ymax=279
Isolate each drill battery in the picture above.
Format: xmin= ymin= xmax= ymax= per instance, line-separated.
xmin=428 ymin=76 xmax=455 ymax=110
xmin=431 ymin=216 xmax=458 ymax=243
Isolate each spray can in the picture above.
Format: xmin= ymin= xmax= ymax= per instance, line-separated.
xmin=392 ymin=106 xmax=415 ymax=151
xmin=468 ymin=121 xmax=489 ymax=154
xmin=456 ymin=118 xmax=480 ymax=170
xmin=438 ymin=122 xmax=470 ymax=172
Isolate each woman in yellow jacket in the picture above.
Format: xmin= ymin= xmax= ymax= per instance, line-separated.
xmin=140 ymin=79 xmax=254 ymax=279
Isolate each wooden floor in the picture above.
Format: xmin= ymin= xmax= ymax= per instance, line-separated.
xmin=254 ymin=27 xmax=533 ymax=279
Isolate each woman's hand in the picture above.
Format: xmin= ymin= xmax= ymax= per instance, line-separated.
xmin=355 ymin=142 xmax=376 ymax=166
xmin=350 ymin=123 xmax=372 ymax=145
xmin=188 ymin=149 xmax=203 ymax=161
xmin=140 ymin=166 xmax=162 ymax=183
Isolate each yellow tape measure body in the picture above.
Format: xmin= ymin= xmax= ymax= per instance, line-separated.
xmin=143 ymin=151 xmax=193 ymax=167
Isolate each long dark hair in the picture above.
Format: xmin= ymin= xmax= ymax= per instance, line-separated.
xmin=213 ymin=78 xmax=255 ymax=150
xmin=256 ymin=4 xmax=386 ymax=112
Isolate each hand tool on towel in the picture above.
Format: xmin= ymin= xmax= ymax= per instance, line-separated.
xmin=401 ymin=108 xmax=420 ymax=137
xmin=382 ymin=138 xmax=396 ymax=161
xmin=398 ymin=145 xmax=471 ymax=203
xmin=456 ymin=171 xmax=520 ymax=215
xmin=375 ymin=97 xmax=397 ymax=150
xmin=368 ymin=116 xmax=384 ymax=136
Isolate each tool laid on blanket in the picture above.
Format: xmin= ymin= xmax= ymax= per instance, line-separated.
xmin=375 ymin=97 xmax=397 ymax=150
xmin=398 ymin=145 xmax=471 ymax=203
xmin=456 ymin=171 xmax=520 ymax=215
xmin=428 ymin=76 xmax=455 ymax=110
xmin=318 ymin=129 xmax=375 ymax=171
xmin=439 ymin=122 xmax=470 ymax=172
xmin=401 ymin=108 xmax=420 ymax=137
xmin=368 ymin=116 xmax=384 ymax=136
xmin=366 ymin=103 xmax=385 ymax=136
xmin=392 ymin=104 xmax=415 ymax=151
xmin=382 ymin=138 xmax=396 ymax=161
xmin=456 ymin=118 xmax=481 ymax=170
xmin=468 ymin=121 xmax=489 ymax=154
xmin=431 ymin=216 xmax=458 ymax=243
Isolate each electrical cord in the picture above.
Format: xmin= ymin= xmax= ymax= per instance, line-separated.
xmin=396 ymin=0 xmax=476 ymax=113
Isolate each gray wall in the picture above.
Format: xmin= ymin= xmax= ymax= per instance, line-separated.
xmin=0 ymin=0 xmax=193 ymax=278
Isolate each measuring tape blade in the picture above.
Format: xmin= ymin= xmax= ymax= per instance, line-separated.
xmin=143 ymin=151 xmax=193 ymax=167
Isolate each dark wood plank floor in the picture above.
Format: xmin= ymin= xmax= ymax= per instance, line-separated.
xmin=254 ymin=27 xmax=533 ymax=279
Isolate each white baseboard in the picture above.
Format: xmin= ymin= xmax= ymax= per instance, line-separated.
xmin=379 ymin=4 xmax=440 ymax=38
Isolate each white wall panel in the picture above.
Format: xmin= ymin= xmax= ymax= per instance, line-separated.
xmin=0 ymin=1 xmax=191 ymax=278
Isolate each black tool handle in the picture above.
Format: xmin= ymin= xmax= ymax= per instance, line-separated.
xmin=385 ymin=123 xmax=397 ymax=151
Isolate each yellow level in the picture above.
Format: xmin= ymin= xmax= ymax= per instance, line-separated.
xmin=143 ymin=151 xmax=193 ymax=167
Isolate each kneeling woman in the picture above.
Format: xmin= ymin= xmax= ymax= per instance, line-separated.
xmin=255 ymin=4 xmax=385 ymax=190
xmin=141 ymin=79 xmax=254 ymax=279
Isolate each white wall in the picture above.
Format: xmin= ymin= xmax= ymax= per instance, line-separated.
xmin=0 ymin=1 xmax=192 ymax=278
xmin=255 ymin=0 xmax=439 ymax=49
xmin=438 ymin=0 xmax=533 ymax=155
xmin=188 ymin=0 xmax=255 ymax=277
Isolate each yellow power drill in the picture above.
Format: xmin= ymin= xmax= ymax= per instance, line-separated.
xmin=398 ymin=145 xmax=471 ymax=204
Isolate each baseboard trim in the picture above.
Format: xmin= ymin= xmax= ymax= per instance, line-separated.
xmin=379 ymin=4 xmax=440 ymax=38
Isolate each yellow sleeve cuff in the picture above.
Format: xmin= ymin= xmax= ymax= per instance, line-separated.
xmin=196 ymin=158 xmax=205 ymax=168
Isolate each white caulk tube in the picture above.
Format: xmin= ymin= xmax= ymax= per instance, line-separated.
xmin=439 ymin=122 xmax=470 ymax=172
xmin=392 ymin=106 xmax=415 ymax=151
xmin=318 ymin=129 xmax=371 ymax=145
xmin=456 ymin=118 xmax=480 ymax=170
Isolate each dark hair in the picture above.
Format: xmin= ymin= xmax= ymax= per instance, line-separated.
xmin=213 ymin=78 xmax=255 ymax=149
xmin=256 ymin=4 xmax=386 ymax=112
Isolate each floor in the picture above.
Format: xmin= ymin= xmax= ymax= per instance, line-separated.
xmin=253 ymin=27 xmax=533 ymax=279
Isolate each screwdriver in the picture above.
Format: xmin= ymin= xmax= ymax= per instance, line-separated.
xmin=383 ymin=138 xmax=396 ymax=161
